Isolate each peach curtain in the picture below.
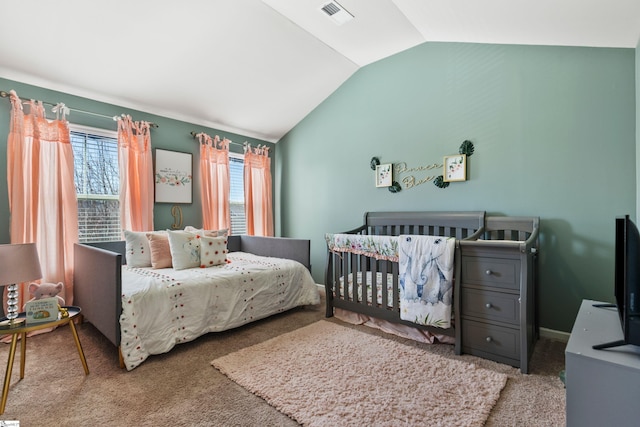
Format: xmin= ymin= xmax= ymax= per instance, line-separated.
xmin=243 ymin=144 xmax=273 ymax=237
xmin=6 ymin=90 xmax=78 ymax=307
xmin=197 ymin=133 xmax=230 ymax=231
xmin=118 ymin=115 xmax=153 ymax=232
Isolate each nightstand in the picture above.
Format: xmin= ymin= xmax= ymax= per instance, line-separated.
xmin=0 ymin=306 xmax=88 ymax=414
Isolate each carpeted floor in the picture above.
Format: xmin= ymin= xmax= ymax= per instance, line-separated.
xmin=0 ymin=291 xmax=566 ymax=426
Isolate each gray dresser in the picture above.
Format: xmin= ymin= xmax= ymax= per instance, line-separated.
xmin=458 ymin=216 xmax=539 ymax=373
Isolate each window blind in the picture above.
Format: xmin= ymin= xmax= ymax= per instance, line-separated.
xmin=70 ymin=127 xmax=121 ymax=242
xmin=229 ymin=154 xmax=246 ymax=235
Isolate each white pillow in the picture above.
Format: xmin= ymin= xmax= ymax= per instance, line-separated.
xmin=216 ymin=228 xmax=229 ymax=237
xmin=124 ymin=230 xmax=152 ymax=267
xmin=167 ymin=230 xmax=201 ymax=270
xmin=184 ymin=226 xmax=229 ymax=237
xmin=200 ymin=235 xmax=229 ymax=268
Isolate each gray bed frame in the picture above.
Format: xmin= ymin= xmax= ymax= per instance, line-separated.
xmin=324 ymin=211 xmax=486 ymax=354
xmin=73 ymin=235 xmax=312 ymax=361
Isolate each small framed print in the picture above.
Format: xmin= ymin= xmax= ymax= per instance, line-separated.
xmin=155 ymin=149 xmax=193 ymax=203
xmin=443 ymin=154 xmax=467 ymax=182
xmin=376 ymin=163 xmax=393 ymax=187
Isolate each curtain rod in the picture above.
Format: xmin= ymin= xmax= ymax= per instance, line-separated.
xmin=189 ymin=131 xmax=244 ymax=147
xmin=0 ymin=90 xmax=158 ymax=128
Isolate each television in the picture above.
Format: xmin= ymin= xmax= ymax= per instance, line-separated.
xmin=593 ymin=215 xmax=640 ymax=350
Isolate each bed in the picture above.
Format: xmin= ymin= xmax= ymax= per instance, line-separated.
xmin=324 ymin=211 xmax=486 ymax=354
xmin=73 ymin=234 xmax=320 ymax=370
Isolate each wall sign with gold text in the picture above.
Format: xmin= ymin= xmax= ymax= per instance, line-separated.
xmin=372 ymin=140 xmax=475 ymax=192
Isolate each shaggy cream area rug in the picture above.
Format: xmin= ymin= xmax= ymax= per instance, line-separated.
xmin=212 ymin=320 xmax=507 ymax=427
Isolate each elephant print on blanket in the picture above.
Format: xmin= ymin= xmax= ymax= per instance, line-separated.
xmin=398 ymin=235 xmax=456 ymax=328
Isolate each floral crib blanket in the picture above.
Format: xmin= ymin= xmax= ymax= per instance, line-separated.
xmin=325 ymin=233 xmax=398 ymax=262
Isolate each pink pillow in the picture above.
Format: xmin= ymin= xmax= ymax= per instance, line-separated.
xmin=147 ymin=232 xmax=172 ymax=269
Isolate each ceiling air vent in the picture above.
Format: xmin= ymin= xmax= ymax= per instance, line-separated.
xmin=320 ymin=1 xmax=353 ymax=25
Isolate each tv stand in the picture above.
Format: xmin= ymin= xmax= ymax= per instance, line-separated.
xmin=566 ymin=299 xmax=640 ymax=426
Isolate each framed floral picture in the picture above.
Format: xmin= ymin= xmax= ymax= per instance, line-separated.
xmin=155 ymin=149 xmax=193 ymax=203
xmin=443 ymin=154 xmax=467 ymax=182
xmin=376 ymin=163 xmax=393 ymax=187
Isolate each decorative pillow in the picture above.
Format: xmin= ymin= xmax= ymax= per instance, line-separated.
xmin=147 ymin=232 xmax=172 ymax=269
xmin=167 ymin=230 xmax=201 ymax=270
xmin=124 ymin=230 xmax=152 ymax=267
xmin=184 ymin=226 xmax=229 ymax=237
xmin=216 ymin=228 xmax=229 ymax=237
xmin=199 ymin=235 xmax=229 ymax=268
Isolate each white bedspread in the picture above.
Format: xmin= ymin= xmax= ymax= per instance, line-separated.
xmin=119 ymin=252 xmax=320 ymax=370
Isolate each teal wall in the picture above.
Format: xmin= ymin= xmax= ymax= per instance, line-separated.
xmin=277 ymin=42 xmax=636 ymax=333
xmin=0 ymin=77 xmax=274 ymax=244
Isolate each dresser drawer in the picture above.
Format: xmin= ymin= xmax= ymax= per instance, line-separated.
xmin=461 ymin=319 xmax=520 ymax=361
xmin=461 ymin=288 xmax=519 ymax=325
xmin=461 ymin=256 xmax=519 ymax=290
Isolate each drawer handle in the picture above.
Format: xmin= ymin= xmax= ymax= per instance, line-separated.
xmin=485 ymin=270 xmax=492 ymax=275
xmin=485 ymin=303 xmax=493 ymax=309
xmin=485 ymin=336 xmax=493 ymax=343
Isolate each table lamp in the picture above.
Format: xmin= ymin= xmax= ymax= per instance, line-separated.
xmin=0 ymin=243 xmax=43 ymax=328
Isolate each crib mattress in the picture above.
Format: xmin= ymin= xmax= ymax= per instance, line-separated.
xmin=337 ymin=271 xmax=395 ymax=307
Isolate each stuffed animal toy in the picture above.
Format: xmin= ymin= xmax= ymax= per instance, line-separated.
xmin=23 ymin=282 xmax=65 ymax=310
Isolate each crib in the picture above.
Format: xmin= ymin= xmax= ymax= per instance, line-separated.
xmin=324 ymin=211 xmax=486 ymax=355
xmin=325 ymin=211 xmax=540 ymax=372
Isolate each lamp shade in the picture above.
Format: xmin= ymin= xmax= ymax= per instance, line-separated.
xmin=0 ymin=243 xmax=43 ymax=285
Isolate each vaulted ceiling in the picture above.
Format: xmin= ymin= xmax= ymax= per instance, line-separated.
xmin=1 ymin=0 xmax=639 ymax=142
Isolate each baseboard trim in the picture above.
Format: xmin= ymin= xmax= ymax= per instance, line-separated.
xmin=540 ymin=327 xmax=570 ymax=342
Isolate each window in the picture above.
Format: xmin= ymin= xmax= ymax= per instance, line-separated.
xmin=229 ymin=153 xmax=246 ymax=235
xmin=70 ymin=125 xmax=245 ymax=240
xmin=70 ymin=125 xmax=121 ymax=242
